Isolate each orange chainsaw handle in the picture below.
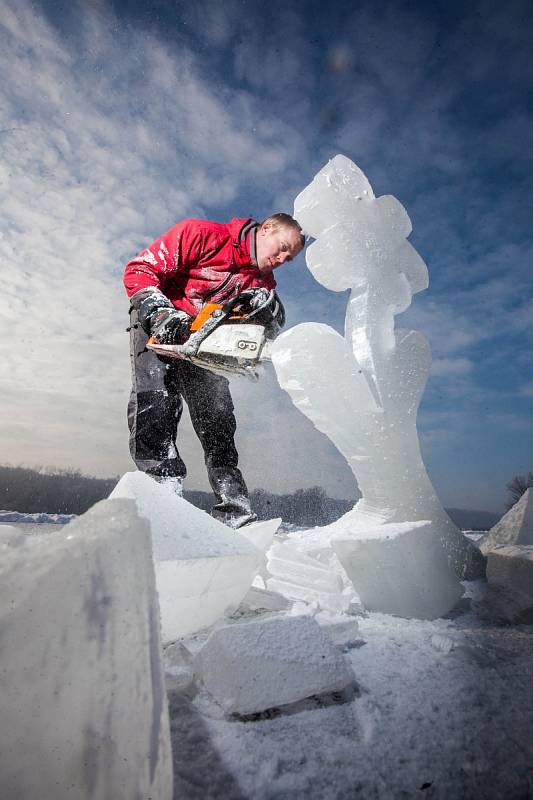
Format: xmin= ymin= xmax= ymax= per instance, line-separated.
xmin=190 ymin=302 xmax=248 ymax=331
xmin=146 ymin=303 xmax=245 ymax=347
xmin=190 ymin=303 xmax=222 ymax=331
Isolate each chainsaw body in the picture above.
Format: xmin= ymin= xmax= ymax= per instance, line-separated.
xmin=146 ymin=292 xmax=277 ymax=380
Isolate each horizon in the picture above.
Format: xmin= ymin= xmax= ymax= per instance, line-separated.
xmin=1 ymin=0 xmax=532 ymax=515
xmin=0 ymin=462 xmax=509 ymax=516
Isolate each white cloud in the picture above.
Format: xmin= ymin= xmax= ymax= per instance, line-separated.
xmin=401 ymin=300 xmax=484 ymax=357
xmin=0 ymin=0 xmax=311 ymax=479
xmin=431 ymin=357 xmax=473 ymax=377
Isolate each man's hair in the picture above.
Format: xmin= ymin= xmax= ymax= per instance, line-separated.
xmin=260 ymin=212 xmax=305 ymax=248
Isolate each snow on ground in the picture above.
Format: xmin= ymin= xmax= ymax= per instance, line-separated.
xmin=169 ymin=587 xmax=533 ymax=800
xmin=4 ymin=515 xmax=532 ymax=798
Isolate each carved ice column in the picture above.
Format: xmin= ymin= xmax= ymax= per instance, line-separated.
xmin=271 ymin=155 xmax=484 ymax=581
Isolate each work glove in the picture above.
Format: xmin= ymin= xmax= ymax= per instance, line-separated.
xmin=149 ymin=307 xmax=192 ymax=345
xmin=246 ymin=288 xmax=285 ymax=340
xmin=133 ymin=289 xmax=192 ymax=344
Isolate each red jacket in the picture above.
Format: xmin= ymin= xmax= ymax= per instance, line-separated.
xmin=123 ymin=217 xmax=276 ymax=317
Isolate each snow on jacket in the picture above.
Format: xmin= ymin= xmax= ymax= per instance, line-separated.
xmin=123 ymin=217 xmax=276 ymax=318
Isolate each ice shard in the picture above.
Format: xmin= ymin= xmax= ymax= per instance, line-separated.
xmin=110 ymin=471 xmax=270 ymax=641
xmin=270 ymin=155 xmax=484 ymax=618
xmin=480 ymin=488 xmax=533 ymax=554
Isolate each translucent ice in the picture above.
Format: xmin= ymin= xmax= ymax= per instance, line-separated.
xmin=487 ymin=544 xmax=533 ymax=599
xmin=0 ymin=498 xmax=172 ymax=799
xmin=272 ymin=155 xmax=485 ymax=592
xmin=110 ymin=471 xmax=264 ymax=641
xmin=265 ymin=539 xmax=350 ymax=613
xmin=240 ymin=516 xmax=281 ymax=552
xmin=482 ymin=545 xmax=533 ymax=624
xmin=195 ymin=615 xmax=355 ymax=715
xmin=332 ymin=521 xmax=463 ymax=619
xmin=480 ymin=488 xmax=533 ymax=554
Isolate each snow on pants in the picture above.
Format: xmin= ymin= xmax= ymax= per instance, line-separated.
xmin=127 ymin=309 xmax=256 ymax=528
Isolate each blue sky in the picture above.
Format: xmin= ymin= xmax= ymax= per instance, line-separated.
xmin=0 ymin=0 xmax=531 ymax=513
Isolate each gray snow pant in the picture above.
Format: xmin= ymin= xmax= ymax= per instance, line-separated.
xmin=127 ymin=309 xmax=256 ymax=528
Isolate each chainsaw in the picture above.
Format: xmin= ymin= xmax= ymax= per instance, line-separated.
xmin=146 ymin=290 xmax=283 ymax=380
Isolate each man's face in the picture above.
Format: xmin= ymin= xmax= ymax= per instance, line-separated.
xmin=256 ymin=223 xmax=303 ymax=273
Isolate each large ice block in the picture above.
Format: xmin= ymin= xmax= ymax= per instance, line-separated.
xmin=0 ymin=498 xmax=172 ymax=799
xmin=195 ymin=615 xmax=355 ymax=715
xmin=480 ymin=489 xmax=533 ymax=555
xmin=271 ymin=154 xmax=485 ymax=593
xmin=479 ymin=544 xmax=533 ymax=624
xmin=487 ymin=544 xmax=533 ymax=597
xmin=110 ymin=471 xmax=264 ymax=641
xmin=332 ymin=521 xmax=464 ymax=619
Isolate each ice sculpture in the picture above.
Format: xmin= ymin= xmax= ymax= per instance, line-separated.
xmin=270 ymin=156 xmax=484 ymax=617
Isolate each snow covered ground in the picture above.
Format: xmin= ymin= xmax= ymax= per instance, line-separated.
xmin=3 ymin=513 xmax=532 ymax=799
xmin=169 ymin=592 xmax=533 ymax=799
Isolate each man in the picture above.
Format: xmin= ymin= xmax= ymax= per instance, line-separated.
xmin=124 ymin=213 xmax=304 ymax=528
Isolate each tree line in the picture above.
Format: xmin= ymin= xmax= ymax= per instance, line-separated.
xmin=0 ymin=464 xmax=355 ymax=526
xmin=2 ymin=464 xmax=528 ymax=528
xmin=0 ymin=465 xmax=118 ymax=516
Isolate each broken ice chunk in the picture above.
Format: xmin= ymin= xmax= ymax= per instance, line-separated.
xmin=195 ymin=615 xmax=355 ymax=715
xmin=238 ymin=585 xmax=290 ymax=613
xmin=266 ymin=577 xmax=351 ymax=615
xmin=487 ymin=543 xmax=533 ymax=597
xmin=265 ymin=539 xmax=350 ymax=613
xmin=0 ymin=498 xmax=172 ymax=798
xmin=110 ymin=471 xmax=263 ymax=641
xmin=267 ymin=541 xmax=344 ymax=594
xmin=239 ymin=517 xmax=281 ymax=552
xmin=480 ymin=488 xmax=533 ymax=554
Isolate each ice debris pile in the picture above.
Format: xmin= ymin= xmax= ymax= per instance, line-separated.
xmin=0 ymin=499 xmax=173 ymax=799
xmin=110 ymin=470 xmax=278 ymax=643
xmin=269 ymin=154 xmax=485 ymax=620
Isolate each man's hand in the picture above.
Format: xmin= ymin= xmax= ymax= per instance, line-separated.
xmin=248 ymin=287 xmax=271 ymax=310
xmin=133 ymin=289 xmax=192 ymax=344
xmin=149 ymin=308 xmax=192 ymax=345
xmin=246 ymin=288 xmax=285 ymax=340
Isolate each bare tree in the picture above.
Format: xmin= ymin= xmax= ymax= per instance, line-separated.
xmin=506 ymin=472 xmax=533 ymax=510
